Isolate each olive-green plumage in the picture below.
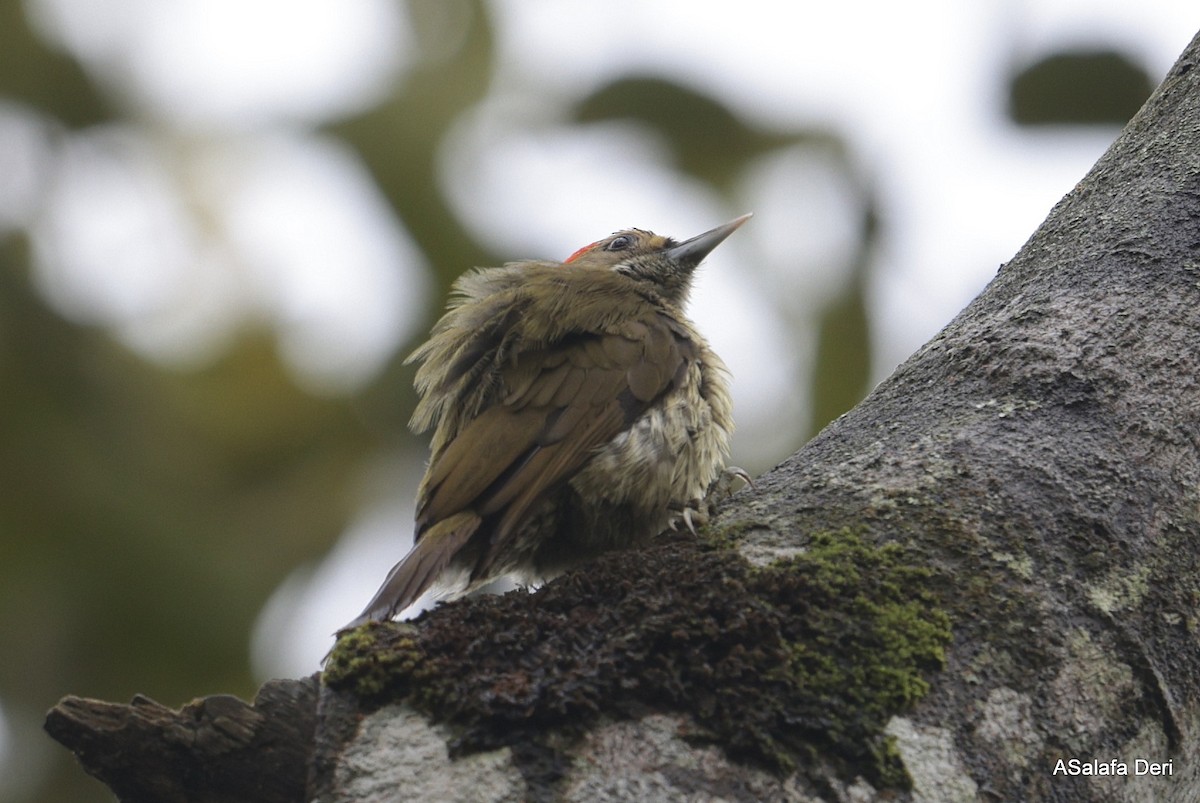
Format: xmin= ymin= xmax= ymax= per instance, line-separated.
xmin=347 ymin=215 xmax=749 ymax=626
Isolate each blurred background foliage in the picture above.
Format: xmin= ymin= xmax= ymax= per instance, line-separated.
xmin=0 ymin=0 xmax=1157 ymax=800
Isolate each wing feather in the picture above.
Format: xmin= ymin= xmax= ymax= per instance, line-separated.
xmin=417 ymin=314 xmax=687 ymax=557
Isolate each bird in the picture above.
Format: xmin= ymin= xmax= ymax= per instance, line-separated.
xmin=344 ymin=214 xmax=750 ymax=627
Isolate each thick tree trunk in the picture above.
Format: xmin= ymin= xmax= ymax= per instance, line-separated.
xmin=47 ymin=29 xmax=1200 ymax=803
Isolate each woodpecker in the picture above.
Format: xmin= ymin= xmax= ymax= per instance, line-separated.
xmin=346 ymin=214 xmax=750 ymax=627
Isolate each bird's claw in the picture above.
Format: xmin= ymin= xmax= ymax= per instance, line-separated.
xmin=668 ymin=498 xmax=706 ymax=536
xmin=715 ymin=465 xmax=754 ymax=496
xmin=667 ymin=467 xmax=754 ymax=536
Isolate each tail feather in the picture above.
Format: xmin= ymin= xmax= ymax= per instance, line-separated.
xmin=342 ymin=511 xmax=482 ymax=629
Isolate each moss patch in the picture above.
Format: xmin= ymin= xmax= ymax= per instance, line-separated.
xmin=324 ymin=528 xmax=950 ymax=787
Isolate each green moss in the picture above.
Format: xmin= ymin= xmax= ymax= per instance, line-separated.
xmin=705 ymin=517 xmax=767 ymax=549
xmin=756 ymin=530 xmax=951 ymax=779
xmin=324 ymin=623 xmax=431 ymax=703
xmin=323 ymin=528 xmax=951 ymax=788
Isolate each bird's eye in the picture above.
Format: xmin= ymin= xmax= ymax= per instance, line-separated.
xmin=606 ymin=235 xmax=632 ymax=252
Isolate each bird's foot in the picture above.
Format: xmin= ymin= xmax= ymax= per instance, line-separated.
xmin=667 ymin=466 xmax=754 ymax=536
xmin=667 ymin=497 xmax=708 ymax=536
xmin=708 ymin=465 xmax=754 ymax=502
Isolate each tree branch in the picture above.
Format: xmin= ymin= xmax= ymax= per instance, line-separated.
xmin=45 ymin=677 xmax=318 ymax=803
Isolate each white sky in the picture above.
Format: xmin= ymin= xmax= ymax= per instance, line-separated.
xmin=2 ymin=1 xmax=1198 ymax=792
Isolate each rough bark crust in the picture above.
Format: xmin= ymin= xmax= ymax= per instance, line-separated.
xmin=46 ymin=29 xmax=1200 ymax=803
xmin=44 ymin=677 xmax=319 ymax=803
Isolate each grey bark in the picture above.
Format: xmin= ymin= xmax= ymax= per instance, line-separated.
xmin=47 ymin=28 xmax=1200 ymax=803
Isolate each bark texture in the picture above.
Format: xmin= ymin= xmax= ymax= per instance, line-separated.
xmin=45 ymin=677 xmax=318 ymax=803
xmin=46 ymin=29 xmax=1200 ymax=803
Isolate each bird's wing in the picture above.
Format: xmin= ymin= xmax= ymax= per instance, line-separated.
xmin=416 ymin=313 xmax=692 ymax=570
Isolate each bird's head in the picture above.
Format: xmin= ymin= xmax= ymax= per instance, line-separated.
xmin=562 ymin=213 xmax=752 ymax=305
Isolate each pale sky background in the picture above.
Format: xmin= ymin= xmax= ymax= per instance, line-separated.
xmin=1 ymin=0 xmax=1197 ymax=793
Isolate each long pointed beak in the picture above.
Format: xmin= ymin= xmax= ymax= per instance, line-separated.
xmin=663 ymin=213 xmax=752 ymax=268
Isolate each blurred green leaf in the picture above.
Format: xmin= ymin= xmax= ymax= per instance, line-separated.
xmin=574 ymin=75 xmax=808 ymax=190
xmin=808 ymin=274 xmax=871 ymax=437
xmin=0 ymin=3 xmax=109 ymax=127
xmin=1009 ymin=50 xmax=1152 ymax=126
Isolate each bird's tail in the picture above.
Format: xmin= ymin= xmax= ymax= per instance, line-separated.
xmin=341 ymin=511 xmax=482 ymax=629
